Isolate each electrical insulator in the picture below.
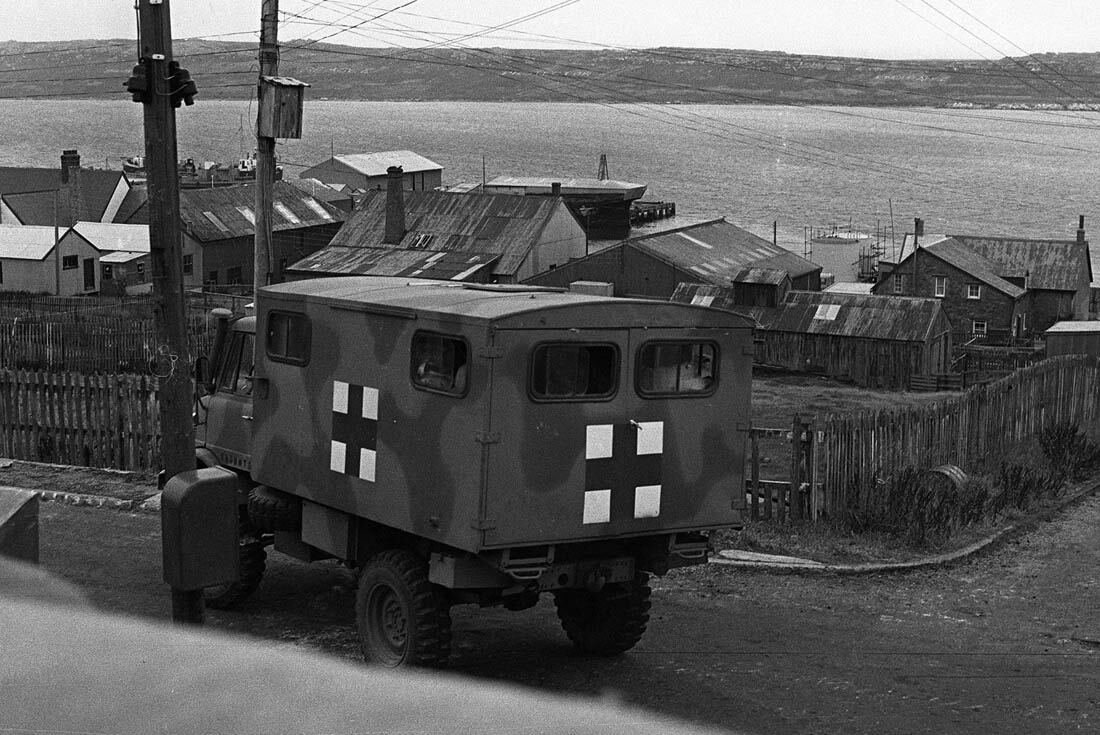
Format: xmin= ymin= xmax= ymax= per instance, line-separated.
xmin=125 ymin=63 xmax=150 ymax=104
xmin=168 ymin=61 xmax=198 ymax=108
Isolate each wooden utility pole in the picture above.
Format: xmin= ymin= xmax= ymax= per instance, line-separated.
xmin=255 ymin=0 xmax=279 ymax=288
xmin=134 ymin=0 xmax=197 ymax=620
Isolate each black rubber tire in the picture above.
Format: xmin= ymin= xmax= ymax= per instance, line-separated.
xmin=355 ymin=549 xmax=452 ymax=668
xmin=203 ymin=538 xmax=266 ymax=610
xmin=247 ymin=485 xmax=301 ymax=533
xmin=553 ymin=572 xmax=652 ymax=656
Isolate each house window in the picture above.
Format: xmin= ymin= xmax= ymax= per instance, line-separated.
xmin=0 ymin=261 xmax=4 ymax=283
xmin=972 ymin=321 xmax=987 ymax=336
xmin=637 ymin=341 xmax=717 ymax=396
xmin=967 ymin=284 xmax=981 ymax=300
xmin=530 ymin=343 xmax=618 ymax=400
xmin=183 ymin=254 xmax=193 ymax=275
xmin=266 ymin=311 xmax=311 ymax=365
xmin=934 ymin=276 xmax=946 ymax=298
xmin=62 ymin=255 xmax=78 ymax=270
xmin=102 ymin=265 xmax=113 ymax=281
xmin=893 ymin=274 xmax=904 ymax=294
xmin=410 ymin=332 xmax=469 ymax=395
xmin=207 ymin=270 xmax=218 ymax=285
xmin=227 ymin=266 xmax=243 ymax=284
xmin=136 ymin=263 xmax=144 ymax=279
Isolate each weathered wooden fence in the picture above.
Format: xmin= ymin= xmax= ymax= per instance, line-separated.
xmin=818 ymin=355 xmax=1100 ymax=521
xmin=0 ymin=370 xmax=160 ymax=472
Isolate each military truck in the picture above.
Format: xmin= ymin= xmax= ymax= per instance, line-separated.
xmin=169 ymin=276 xmax=752 ymax=666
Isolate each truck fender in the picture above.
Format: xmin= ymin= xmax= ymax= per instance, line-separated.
xmin=161 ymin=467 xmax=239 ymax=591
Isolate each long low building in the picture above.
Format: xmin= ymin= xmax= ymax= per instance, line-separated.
xmin=674 ymin=284 xmax=953 ymax=389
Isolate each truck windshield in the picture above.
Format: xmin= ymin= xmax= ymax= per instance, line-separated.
xmin=530 ymin=343 xmax=618 ymax=400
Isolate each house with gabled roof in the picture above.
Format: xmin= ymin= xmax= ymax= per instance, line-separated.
xmin=875 ymin=220 xmax=1092 ymax=340
xmin=0 ymin=150 xmax=131 ymax=226
xmin=523 ymin=218 xmax=821 ymax=301
xmin=0 ymin=224 xmax=101 ymax=295
xmin=287 ymin=167 xmax=587 ymax=284
xmin=299 ymin=150 xmax=442 ymax=192
xmin=59 ymin=222 xmax=158 ymax=295
xmin=127 ymin=181 xmax=345 ymax=286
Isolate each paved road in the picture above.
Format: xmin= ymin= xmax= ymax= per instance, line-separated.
xmin=35 ymin=492 xmax=1100 ymax=734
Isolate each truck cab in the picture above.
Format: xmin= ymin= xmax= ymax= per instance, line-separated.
xmin=187 ymin=276 xmax=752 ymax=666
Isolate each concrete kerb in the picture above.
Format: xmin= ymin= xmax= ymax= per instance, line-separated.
xmin=710 ymin=480 xmax=1100 ymax=576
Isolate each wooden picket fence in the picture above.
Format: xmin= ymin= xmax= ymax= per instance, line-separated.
xmin=817 ymin=355 xmax=1100 ymax=521
xmin=0 ymin=370 xmax=160 ymax=472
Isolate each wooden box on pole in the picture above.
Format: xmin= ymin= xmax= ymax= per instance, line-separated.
xmin=258 ymin=76 xmax=309 ymax=139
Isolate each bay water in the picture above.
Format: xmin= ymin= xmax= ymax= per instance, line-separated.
xmin=3 ymin=99 xmax=1098 ymax=281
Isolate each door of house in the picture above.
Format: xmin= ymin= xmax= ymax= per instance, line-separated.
xmin=83 ymin=258 xmax=95 ymax=290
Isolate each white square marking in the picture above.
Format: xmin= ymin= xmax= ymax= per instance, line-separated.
xmin=583 ymin=489 xmax=612 ymax=524
xmin=330 ymin=440 xmax=347 ymax=473
xmin=634 ymin=485 xmax=662 ymax=518
xmin=635 ymin=421 xmax=664 ymax=455
xmin=586 ymin=424 xmax=614 ymax=460
xmin=359 ymin=448 xmax=376 ymax=482
xmin=332 ymin=381 xmax=349 ymax=414
xmin=361 ymin=386 xmax=378 ymax=420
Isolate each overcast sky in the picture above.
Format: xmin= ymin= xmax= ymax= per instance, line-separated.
xmin=1 ymin=1 xmax=1096 ymax=59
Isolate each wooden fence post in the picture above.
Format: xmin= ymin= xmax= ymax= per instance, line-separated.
xmin=788 ymin=413 xmax=801 ymax=522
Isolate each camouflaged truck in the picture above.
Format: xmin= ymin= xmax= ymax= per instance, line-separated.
xmin=182 ymin=276 xmax=752 ymax=666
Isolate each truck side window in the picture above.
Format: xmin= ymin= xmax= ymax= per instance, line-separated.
xmin=411 ymin=332 xmax=468 ymax=395
xmin=530 ymin=343 xmax=618 ymax=400
xmin=637 ymin=341 xmax=717 ymax=396
xmin=217 ymin=332 xmax=256 ymax=395
xmin=267 ymin=311 xmax=310 ymax=365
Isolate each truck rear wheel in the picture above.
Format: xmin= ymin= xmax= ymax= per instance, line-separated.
xmin=203 ymin=536 xmax=266 ymax=610
xmin=554 ymin=572 xmax=651 ymax=655
xmin=356 ymin=549 xmax=452 ymax=668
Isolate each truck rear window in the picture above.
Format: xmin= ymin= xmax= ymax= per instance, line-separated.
xmin=266 ymin=311 xmax=311 ymax=365
xmin=411 ymin=332 xmax=469 ymax=395
xmin=637 ymin=341 xmax=717 ymax=396
xmin=530 ymin=343 xmax=618 ymax=400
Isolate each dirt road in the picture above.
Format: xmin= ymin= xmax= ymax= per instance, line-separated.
xmin=35 ymin=492 xmax=1100 ymax=734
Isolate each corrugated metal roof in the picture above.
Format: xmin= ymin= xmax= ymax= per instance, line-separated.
xmin=179 ymin=181 xmax=345 ymax=242
xmin=825 ymin=281 xmax=875 ymax=294
xmin=951 ymin=234 xmax=1089 ymax=291
xmin=71 ymin=222 xmax=149 ymax=252
xmin=1046 ymin=320 xmax=1100 ymax=333
xmin=331 ymin=150 xmax=442 ymax=177
xmin=290 ymin=247 xmax=499 ymax=280
xmin=768 ymin=290 xmax=948 ymax=341
xmin=923 ymin=238 xmax=1025 ymax=298
xmin=631 ymin=219 xmax=820 ymax=281
xmin=732 ymin=267 xmax=789 ymax=285
xmin=100 ymin=251 xmax=145 ymax=264
xmin=484 ymin=176 xmax=647 ymax=200
xmin=895 ymin=232 xmax=1088 ymax=292
xmin=0 ymin=224 xmax=57 ymax=260
xmin=305 ymin=190 xmax=564 ymax=277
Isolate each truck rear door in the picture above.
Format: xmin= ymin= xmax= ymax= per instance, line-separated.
xmin=483 ymin=325 xmax=743 ymax=548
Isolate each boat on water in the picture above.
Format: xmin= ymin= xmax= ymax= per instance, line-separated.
xmin=810 ymin=223 xmax=872 ymax=245
xmin=121 ymin=152 xmax=281 ymax=187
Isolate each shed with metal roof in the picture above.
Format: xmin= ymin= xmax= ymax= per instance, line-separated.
xmin=524 ymin=218 xmax=820 ymax=302
xmin=287 ymin=187 xmax=586 ymax=284
xmin=673 ymin=284 xmax=952 ymax=389
xmin=298 ymin=150 xmax=442 ymax=192
xmin=1045 ymin=320 xmax=1100 ymax=358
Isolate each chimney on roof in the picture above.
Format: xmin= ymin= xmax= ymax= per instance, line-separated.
xmin=913 ymin=217 xmax=924 ymax=243
xmin=384 ymin=165 xmax=406 ymax=245
xmin=1077 ymin=214 xmax=1086 ymax=243
xmin=60 ymin=149 xmax=80 ymax=184
xmin=551 ymin=181 xmax=561 ymax=196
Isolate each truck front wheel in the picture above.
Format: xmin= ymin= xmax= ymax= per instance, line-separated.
xmin=356 ymin=549 xmax=452 ymax=667
xmin=203 ymin=533 xmax=266 ymax=610
xmin=554 ymin=572 xmax=652 ymax=655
